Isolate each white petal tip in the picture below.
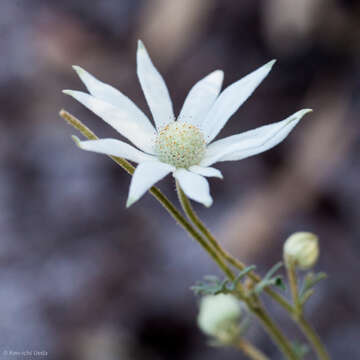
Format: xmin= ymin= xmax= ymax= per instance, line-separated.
xmin=287 ymin=109 xmax=313 ymax=124
xmin=294 ymin=109 xmax=313 ymax=120
xmin=72 ymin=65 xmax=82 ymax=72
xmin=126 ymin=197 xmax=137 ymax=208
xmin=137 ymin=40 xmax=145 ymax=50
xmin=62 ymin=89 xmax=73 ymax=95
xmin=267 ymin=59 xmax=277 ymax=68
xmin=212 ymin=69 xmax=224 ymax=81
xmin=211 ymin=172 xmax=223 ymax=180
xmin=71 ymin=135 xmax=81 ymax=146
xmin=204 ymin=198 xmax=213 ymax=207
xmin=72 ymin=65 xmax=86 ymax=76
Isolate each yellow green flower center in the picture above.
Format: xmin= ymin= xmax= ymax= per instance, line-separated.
xmin=155 ymin=122 xmax=206 ymax=168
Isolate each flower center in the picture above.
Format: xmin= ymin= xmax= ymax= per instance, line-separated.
xmin=155 ymin=122 xmax=206 ymax=168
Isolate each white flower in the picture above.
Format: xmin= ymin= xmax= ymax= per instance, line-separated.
xmin=197 ymin=294 xmax=242 ymax=342
xmin=63 ymin=40 xmax=312 ymax=207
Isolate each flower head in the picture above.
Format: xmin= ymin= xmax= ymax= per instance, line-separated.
xmin=284 ymin=232 xmax=319 ymax=270
xmin=63 ymin=40 xmax=312 ymax=207
xmin=155 ymin=122 xmax=206 ymax=168
xmin=197 ymin=294 xmax=242 ymax=343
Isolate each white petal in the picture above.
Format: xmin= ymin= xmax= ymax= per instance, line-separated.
xmin=178 ymin=70 xmax=224 ymax=128
xmin=136 ymin=40 xmax=175 ymax=130
xmin=201 ymin=109 xmax=312 ymax=166
xmin=127 ymin=161 xmax=175 ymax=207
xmin=173 ymin=169 xmax=213 ymax=207
xmin=189 ymin=165 xmax=223 ymax=179
xmin=203 ymin=60 xmax=276 ymax=143
xmin=73 ymin=136 xmax=156 ymax=163
xmin=72 ymin=65 xmax=156 ymax=135
xmin=63 ymin=90 xmax=156 ymax=153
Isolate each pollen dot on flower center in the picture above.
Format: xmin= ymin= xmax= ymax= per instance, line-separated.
xmin=155 ymin=122 xmax=206 ymax=168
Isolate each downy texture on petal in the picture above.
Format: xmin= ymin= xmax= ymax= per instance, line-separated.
xmin=173 ymin=169 xmax=213 ymax=207
xmin=72 ymin=65 xmax=156 ymax=133
xmin=202 ymin=60 xmax=276 ymax=143
xmin=189 ymin=165 xmax=223 ymax=179
xmin=73 ymin=137 xmax=156 ymax=163
xmin=201 ymin=109 xmax=312 ymax=166
xmin=178 ymin=70 xmax=224 ymax=128
xmin=63 ymin=90 xmax=156 ymax=154
xmin=136 ymin=40 xmax=174 ymax=130
xmin=127 ymin=161 xmax=175 ymax=207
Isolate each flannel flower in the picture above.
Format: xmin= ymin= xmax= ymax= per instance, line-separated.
xmin=63 ymin=41 xmax=311 ymax=207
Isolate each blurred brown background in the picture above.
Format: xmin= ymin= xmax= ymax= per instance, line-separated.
xmin=1 ymin=0 xmax=360 ymax=359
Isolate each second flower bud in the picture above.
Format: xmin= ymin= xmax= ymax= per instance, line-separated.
xmin=283 ymin=232 xmax=319 ymax=270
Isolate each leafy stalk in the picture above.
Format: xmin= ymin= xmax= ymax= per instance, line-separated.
xmin=176 ymin=183 xmax=298 ymax=360
xmin=173 ymin=175 xmax=330 ymax=360
xmin=60 ymin=109 xmax=327 ymax=360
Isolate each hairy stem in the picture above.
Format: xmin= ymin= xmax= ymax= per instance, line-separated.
xmin=174 ymin=181 xmax=235 ymax=280
xmin=234 ymin=338 xmax=269 ymax=360
xmin=297 ymin=315 xmax=330 ymax=360
xmin=249 ymin=306 xmax=298 ymax=360
xmin=286 ymin=261 xmax=302 ymax=316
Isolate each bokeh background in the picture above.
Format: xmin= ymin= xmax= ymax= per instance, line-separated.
xmin=1 ymin=0 xmax=360 ymax=359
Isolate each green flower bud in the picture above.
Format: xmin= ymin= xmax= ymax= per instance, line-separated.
xmin=197 ymin=294 xmax=242 ymax=344
xmin=284 ymin=232 xmax=319 ymax=270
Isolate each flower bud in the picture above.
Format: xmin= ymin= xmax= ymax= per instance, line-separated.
xmin=283 ymin=232 xmax=319 ymax=270
xmin=197 ymin=294 xmax=242 ymax=343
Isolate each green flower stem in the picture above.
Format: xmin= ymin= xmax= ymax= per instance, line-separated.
xmin=174 ymin=182 xmax=330 ymax=360
xmin=249 ymin=305 xmax=298 ymax=360
xmin=297 ymin=316 xmax=330 ymax=360
xmin=60 ymin=109 xmax=234 ymax=280
xmin=234 ymin=338 xmax=269 ymax=360
xmin=286 ymin=261 xmax=302 ymax=316
xmin=173 ymin=181 xmax=235 ymax=280
xmin=286 ymin=264 xmax=330 ymax=359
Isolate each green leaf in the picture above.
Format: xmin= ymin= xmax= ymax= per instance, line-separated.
xmin=299 ymin=272 xmax=327 ymax=305
xmin=253 ymin=262 xmax=286 ymax=295
xmin=191 ymin=277 xmax=230 ymax=296
xmin=191 ymin=266 xmax=256 ymax=296
xmin=264 ymin=262 xmax=284 ymax=280
xmin=227 ymin=265 xmax=257 ymax=291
